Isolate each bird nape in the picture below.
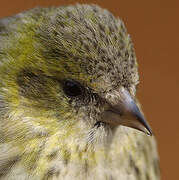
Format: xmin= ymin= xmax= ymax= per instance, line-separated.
xmin=0 ymin=4 xmax=160 ymax=180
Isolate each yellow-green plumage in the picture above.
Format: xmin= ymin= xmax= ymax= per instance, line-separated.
xmin=0 ymin=4 xmax=160 ymax=180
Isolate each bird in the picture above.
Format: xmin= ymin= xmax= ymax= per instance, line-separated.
xmin=0 ymin=4 xmax=160 ymax=180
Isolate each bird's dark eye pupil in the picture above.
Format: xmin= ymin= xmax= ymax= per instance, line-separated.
xmin=63 ymin=80 xmax=82 ymax=97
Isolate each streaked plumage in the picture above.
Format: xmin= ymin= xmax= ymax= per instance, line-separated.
xmin=0 ymin=4 xmax=160 ymax=180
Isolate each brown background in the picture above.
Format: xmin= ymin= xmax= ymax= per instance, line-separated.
xmin=0 ymin=0 xmax=178 ymax=179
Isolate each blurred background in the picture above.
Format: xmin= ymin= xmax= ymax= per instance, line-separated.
xmin=0 ymin=0 xmax=178 ymax=179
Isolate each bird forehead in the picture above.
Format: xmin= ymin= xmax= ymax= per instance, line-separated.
xmin=38 ymin=5 xmax=138 ymax=92
xmin=39 ymin=4 xmax=128 ymax=60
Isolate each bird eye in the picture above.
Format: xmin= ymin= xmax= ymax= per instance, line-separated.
xmin=63 ymin=80 xmax=83 ymax=97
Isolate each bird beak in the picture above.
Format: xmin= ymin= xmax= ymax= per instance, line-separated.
xmin=101 ymin=87 xmax=152 ymax=136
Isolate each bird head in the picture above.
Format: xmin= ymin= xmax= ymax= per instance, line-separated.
xmin=0 ymin=5 xmax=152 ymax=168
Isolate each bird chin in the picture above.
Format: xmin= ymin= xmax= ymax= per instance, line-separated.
xmin=85 ymin=121 xmax=116 ymax=148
